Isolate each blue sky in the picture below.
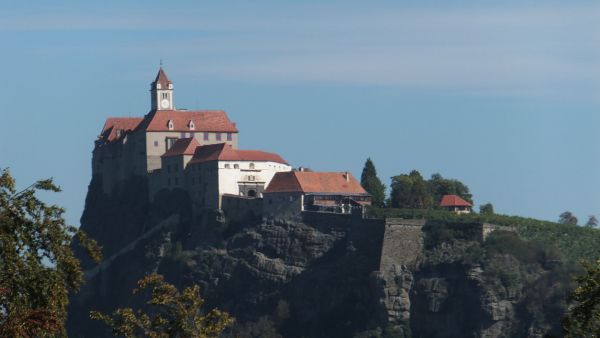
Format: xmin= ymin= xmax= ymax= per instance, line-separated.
xmin=0 ymin=1 xmax=599 ymax=225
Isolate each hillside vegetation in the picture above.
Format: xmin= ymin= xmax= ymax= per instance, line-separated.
xmin=368 ymin=207 xmax=600 ymax=263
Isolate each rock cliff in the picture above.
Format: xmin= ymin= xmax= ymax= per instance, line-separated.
xmin=68 ymin=177 xmax=573 ymax=337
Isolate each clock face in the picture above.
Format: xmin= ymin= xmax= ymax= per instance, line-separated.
xmin=161 ymin=99 xmax=170 ymax=108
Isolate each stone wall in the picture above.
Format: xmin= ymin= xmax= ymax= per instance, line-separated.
xmin=263 ymin=192 xmax=304 ymax=222
xmin=370 ymin=218 xmax=426 ymax=334
xmin=221 ymin=195 xmax=263 ymax=223
xmin=481 ymin=223 xmax=516 ymax=241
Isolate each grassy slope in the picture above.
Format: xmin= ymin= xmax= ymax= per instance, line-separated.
xmin=368 ymin=208 xmax=600 ymax=263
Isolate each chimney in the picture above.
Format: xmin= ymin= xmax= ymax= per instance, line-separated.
xmin=344 ymin=171 xmax=350 ymax=182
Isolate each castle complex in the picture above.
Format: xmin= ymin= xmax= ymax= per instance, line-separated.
xmin=93 ymin=67 xmax=371 ymax=216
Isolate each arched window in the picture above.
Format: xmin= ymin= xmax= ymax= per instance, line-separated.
xmin=188 ymin=120 xmax=195 ymax=130
xmin=167 ymin=120 xmax=174 ymax=130
xmin=248 ymin=190 xmax=257 ymax=198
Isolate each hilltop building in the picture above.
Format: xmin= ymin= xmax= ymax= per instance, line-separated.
xmin=263 ymin=170 xmax=372 ymax=219
xmin=93 ymin=67 xmax=369 ymax=214
xmin=154 ymin=141 xmax=291 ymax=209
xmin=94 ymin=67 xmax=239 ymax=193
xmin=439 ymin=194 xmax=472 ymax=214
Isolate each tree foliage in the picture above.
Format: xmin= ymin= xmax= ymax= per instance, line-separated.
xmin=585 ymin=215 xmax=598 ymax=228
xmin=91 ymin=273 xmax=234 ymax=338
xmin=390 ymin=170 xmax=433 ymax=209
xmin=0 ymin=168 xmax=101 ymax=337
xmin=562 ymin=260 xmax=600 ymax=337
xmin=389 ymin=171 xmax=471 ymax=209
xmin=480 ymin=203 xmax=494 ymax=215
xmin=428 ymin=173 xmax=473 ymax=205
xmin=559 ymin=211 xmax=578 ymax=226
xmin=360 ymin=158 xmax=386 ymax=207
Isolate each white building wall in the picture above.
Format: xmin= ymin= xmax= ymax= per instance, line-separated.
xmin=216 ymin=161 xmax=292 ymax=204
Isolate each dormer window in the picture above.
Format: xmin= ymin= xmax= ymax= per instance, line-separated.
xmin=168 ymin=83 xmax=173 ymax=89
xmin=157 ymin=83 xmax=162 ymax=89
xmin=188 ymin=120 xmax=195 ymax=130
xmin=167 ymin=120 xmax=174 ymax=130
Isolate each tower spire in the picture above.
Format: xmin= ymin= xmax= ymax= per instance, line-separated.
xmin=150 ymin=66 xmax=174 ymax=111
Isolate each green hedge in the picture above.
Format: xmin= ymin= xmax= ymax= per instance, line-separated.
xmin=367 ymin=207 xmax=600 ymax=262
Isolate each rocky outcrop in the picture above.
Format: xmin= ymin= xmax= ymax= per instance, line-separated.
xmin=68 ymin=181 xmax=571 ymax=338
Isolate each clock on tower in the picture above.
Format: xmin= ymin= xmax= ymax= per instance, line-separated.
xmin=150 ymin=66 xmax=174 ymax=111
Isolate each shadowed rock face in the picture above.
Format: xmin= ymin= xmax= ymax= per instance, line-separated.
xmin=68 ymin=179 xmax=571 ymax=338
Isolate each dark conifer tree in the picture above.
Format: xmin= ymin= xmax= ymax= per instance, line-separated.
xmin=360 ymin=158 xmax=386 ymax=207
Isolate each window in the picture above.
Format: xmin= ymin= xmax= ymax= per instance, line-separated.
xmin=166 ymin=137 xmax=178 ymax=151
xmin=227 ymin=133 xmax=232 ymax=141
xmin=249 ymin=163 xmax=255 ymax=170
xmin=188 ymin=121 xmax=195 ymax=130
xmin=225 ymin=164 xmax=230 ymax=169
xmin=234 ymin=164 xmax=239 ymax=169
xmin=203 ymin=132 xmax=209 ymax=141
xmin=216 ymin=133 xmax=222 ymax=141
xmin=248 ymin=175 xmax=255 ymax=181
xmin=167 ymin=120 xmax=174 ymax=130
xmin=154 ymin=141 xmax=159 ymax=147
xmin=157 ymin=83 xmax=162 ymax=89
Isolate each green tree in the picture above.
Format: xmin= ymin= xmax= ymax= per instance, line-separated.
xmin=91 ymin=273 xmax=234 ymax=338
xmin=428 ymin=173 xmax=473 ymax=205
xmin=0 ymin=168 xmax=101 ymax=337
xmin=360 ymin=158 xmax=386 ymax=207
xmin=390 ymin=170 xmax=432 ymax=209
xmin=480 ymin=203 xmax=494 ymax=215
xmin=559 ymin=211 xmax=578 ymax=226
xmin=390 ymin=174 xmax=412 ymax=208
xmin=585 ymin=215 xmax=598 ymax=228
xmin=562 ymin=260 xmax=600 ymax=337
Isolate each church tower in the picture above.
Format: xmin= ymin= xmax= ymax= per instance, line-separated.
xmin=150 ymin=67 xmax=174 ymax=110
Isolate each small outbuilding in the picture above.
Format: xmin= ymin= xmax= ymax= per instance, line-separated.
xmin=439 ymin=194 xmax=472 ymax=214
xmin=263 ymin=170 xmax=372 ymax=219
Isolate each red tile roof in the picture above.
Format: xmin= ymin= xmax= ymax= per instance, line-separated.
xmin=189 ymin=143 xmax=288 ymax=165
xmin=153 ymin=67 xmax=172 ymax=88
xmin=264 ymin=171 xmax=368 ymax=195
xmin=161 ymin=137 xmax=200 ymax=157
xmin=439 ymin=194 xmax=472 ymax=207
xmin=141 ymin=110 xmax=238 ymax=133
xmin=99 ymin=117 xmax=143 ymax=143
